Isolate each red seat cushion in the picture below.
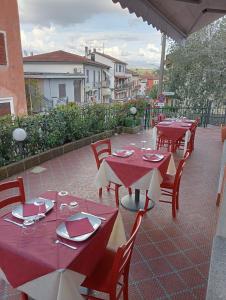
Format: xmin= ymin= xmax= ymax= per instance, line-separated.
xmin=161 ymin=174 xmax=175 ymax=189
xmin=81 ymin=248 xmax=116 ymax=293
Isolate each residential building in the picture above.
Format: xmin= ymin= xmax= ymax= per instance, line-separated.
xmin=0 ymin=0 xmax=27 ymax=116
xmin=126 ymin=69 xmax=140 ymax=99
xmin=87 ymin=49 xmax=130 ymax=101
xmin=23 ymin=50 xmax=110 ymax=112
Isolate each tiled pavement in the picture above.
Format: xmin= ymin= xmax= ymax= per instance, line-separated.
xmin=0 ymin=127 xmax=222 ymax=300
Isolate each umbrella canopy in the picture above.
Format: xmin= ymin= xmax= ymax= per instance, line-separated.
xmin=112 ymin=0 xmax=226 ymax=41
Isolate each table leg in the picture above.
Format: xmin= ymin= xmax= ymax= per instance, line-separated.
xmin=121 ymin=189 xmax=155 ymax=211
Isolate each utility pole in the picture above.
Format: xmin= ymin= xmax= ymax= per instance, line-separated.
xmin=158 ymin=33 xmax=166 ymax=96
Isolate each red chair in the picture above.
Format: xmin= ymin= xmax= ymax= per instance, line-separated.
xmin=91 ymin=139 xmax=131 ymax=207
xmin=81 ymin=210 xmax=145 ymax=300
xmin=0 ymin=177 xmax=28 ymax=300
xmin=145 ymin=152 xmax=189 ymax=217
xmin=160 ymin=152 xmax=189 ymax=217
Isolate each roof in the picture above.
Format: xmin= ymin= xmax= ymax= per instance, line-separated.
xmin=23 ymin=50 xmax=110 ymax=69
xmin=113 ymin=0 xmax=226 ymax=41
xmin=24 ymin=72 xmax=85 ymax=79
xmin=93 ymin=51 xmax=127 ymax=65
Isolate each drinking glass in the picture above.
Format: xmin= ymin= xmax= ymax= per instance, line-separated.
xmin=141 ymin=140 xmax=147 ymax=151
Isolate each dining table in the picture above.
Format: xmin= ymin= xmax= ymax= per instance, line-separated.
xmin=0 ymin=191 xmax=126 ymax=300
xmin=95 ymin=146 xmax=176 ymax=211
xmin=153 ymin=119 xmax=196 ymax=154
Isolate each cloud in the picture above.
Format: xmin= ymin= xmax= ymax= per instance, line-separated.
xmin=18 ymin=0 xmax=123 ymax=26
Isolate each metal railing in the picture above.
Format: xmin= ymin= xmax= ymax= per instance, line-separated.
xmin=143 ymin=105 xmax=226 ymax=128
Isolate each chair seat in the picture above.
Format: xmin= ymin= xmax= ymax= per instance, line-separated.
xmin=160 ymin=174 xmax=175 ymax=189
xmin=81 ymin=248 xmax=116 ymax=293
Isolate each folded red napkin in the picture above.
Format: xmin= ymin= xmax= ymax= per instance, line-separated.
xmin=65 ymin=218 xmax=94 ymax=237
xmin=23 ymin=204 xmax=46 ymax=217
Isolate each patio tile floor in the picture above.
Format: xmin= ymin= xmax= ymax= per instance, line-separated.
xmin=0 ymin=127 xmax=222 ymax=299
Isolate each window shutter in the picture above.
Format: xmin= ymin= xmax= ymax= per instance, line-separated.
xmin=0 ymin=33 xmax=7 ymax=65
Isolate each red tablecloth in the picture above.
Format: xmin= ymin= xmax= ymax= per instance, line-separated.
xmin=0 ymin=192 xmax=118 ymax=288
xmin=106 ymin=148 xmax=171 ymax=188
xmin=156 ymin=121 xmax=194 ymax=142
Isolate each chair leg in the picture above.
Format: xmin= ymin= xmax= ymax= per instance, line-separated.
xmin=128 ymin=187 xmax=132 ymax=195
xmin=98 ymin=188 xmax=102 ymax=198
xmin=123 ymin=274 xmax=129 ymax=300
xmin=20 ymin=293 xmax=28 ymax=300
xmin=172 ymin=195 xmax=176 ymax=218
xmin=115 ymin=186 xmax=119 ymax=207
xmin=144 ymin=191 xmax=149 ymax=212
xmin=176 ymin=192 xmax=179 ymax=210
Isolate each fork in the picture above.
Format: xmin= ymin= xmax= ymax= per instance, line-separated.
xmin=4 ymin=218 xmax=26 ymax=228
xmin=55 ymin=239 xmax=77 ymax=250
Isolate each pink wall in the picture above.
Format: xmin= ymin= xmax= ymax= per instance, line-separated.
xmin=0 ymin=0 xmax=27 ymax=116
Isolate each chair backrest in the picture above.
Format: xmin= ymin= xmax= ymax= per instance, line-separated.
xmin=173 ymin=152 xmax=189 ymax=192
xmin=0 ymin=177 xmax=25 ymax=209
xmin=91 ymin=139 xmax=111 ymax=169
xmin=109 ymin=210 xmax=144 ymax=297
xmin=157 ymin=113 xmax=165 ymax=122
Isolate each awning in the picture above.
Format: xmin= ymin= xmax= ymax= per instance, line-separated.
xmin=112 ymin=0 xmax=226 ymax=41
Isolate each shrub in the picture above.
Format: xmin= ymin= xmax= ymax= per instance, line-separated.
xmin=0 ymin=100 xmax=148 ymax=167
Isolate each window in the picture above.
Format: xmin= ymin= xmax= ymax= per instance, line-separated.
xmin=58 ymin=84 xmax=66 ymax=98
xmin=119 ymin=65 xmax=122 ymax=72
xmin=98 ymin=71 xmax=101 ymax=82
xmin=86 ymin=70 xmax=89 ymax=83
xmin=0 ymin=98 xmax=14 ymax=116
xmin=0 ymin=32 xmax=7 ymax=65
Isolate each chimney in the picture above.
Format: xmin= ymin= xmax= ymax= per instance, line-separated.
xmin=85 ymin=46 xmax=88 ymax=57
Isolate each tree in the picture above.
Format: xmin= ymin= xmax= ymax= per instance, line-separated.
xmin=166 ymin=17 xmax=226 ymax=108
xmin=149 ymin=84 xmax=158 ymax=99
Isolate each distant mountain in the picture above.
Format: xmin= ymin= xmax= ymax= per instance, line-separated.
xmin=130 ymin=68 xmax=159 ymax=78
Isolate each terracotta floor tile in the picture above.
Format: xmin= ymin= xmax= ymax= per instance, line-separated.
xmin=179 ymin=268 xmax=205 ymax=288
xmin=138 ymin=243 xmax=162 ymax=260
xmin=184 ymin=248 xmax=209 ymax=265
xmin=137 ymin=278 xmax=167 ymax=299
xmin=155 ymin=240 xmax=179 ymax=255
xmin=158 ymin=273 xmax=187 ymax=294
xmin=130 ymin=262 xmax=152 ymax=281
xmin=171 ymin=236 xmax=194 ymax=251
xmin=166 ymin=253 xmax=193 ymax=270
xmin=148 ymin=257 xmax=173 ymax=276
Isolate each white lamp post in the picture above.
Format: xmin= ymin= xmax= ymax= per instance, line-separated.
xmin=130 ymin=106 xmax=137 ymax=127
xmin=12 ymin=128 xmax=27 ymax=158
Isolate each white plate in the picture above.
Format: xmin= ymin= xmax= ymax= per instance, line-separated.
xmin=58 ymin=191 xmax=69 ymax=196
xmin=56 ymin=212 xmax=101 ymax=242
xmin=12 ymin=198 xmax=54 ymax=220
xmin=112 ymin=149 xmax=134 ymax=157
xmin=143 ymin=154 xmax=164 ymax=162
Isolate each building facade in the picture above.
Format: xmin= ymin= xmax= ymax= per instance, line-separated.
xmin=0 ymin=0 xmax=27 ymax=116
xmin=23 ymin=51 xmax=110 ymax=112
xmin=87 ymin=50 xmax=130 ymax=101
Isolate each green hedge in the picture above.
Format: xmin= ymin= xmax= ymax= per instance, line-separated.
xmin=0 ymin=100 xmax=148 ymax=167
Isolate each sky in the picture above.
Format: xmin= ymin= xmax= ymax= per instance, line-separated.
xmin=18 ymin=0 xmax=163 ymax=69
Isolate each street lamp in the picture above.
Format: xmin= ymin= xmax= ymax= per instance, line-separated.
xmin=12 ymin=128 xmax=27 ymax=158
xmin=130 ymin=106 xmax=137 ymax=127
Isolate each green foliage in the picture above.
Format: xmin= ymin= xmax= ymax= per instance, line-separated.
xmin=149 ymin=84 xmax=158 ymax=99
xmin=0 ymin=100 xmax=147 ymax=167
xmin=166 ymin=17 xmax=226 ymax=108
